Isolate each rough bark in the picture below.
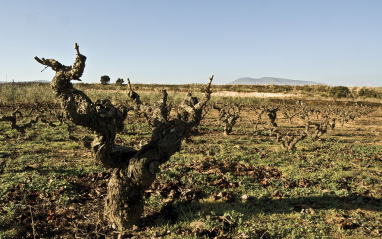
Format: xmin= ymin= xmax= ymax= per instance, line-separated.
xmin=0 ymin=110 xmax=41 ymax=134
xmin=248 ymin=104 xmax=267 ymax=131
xmin=127 ymin=78 xmax=171 ymax=127
xmin=177 ymin=75 xmax=213 ymax=128
xmin=266 ymin=107 xmax=278 ymax=127
xmin=281 ymin=105 xmax=301 ymax=123
xmin=0 ymin=103 xmax=46 ymax=134
xmin=270 ymin=128 xmax=307 ymax=151
xmin=213 ymin=103 xmax=242 ymax=135
xmin=304 ymin=118 xmax=330 ymax=141
xmin=35 ymin=44 xmax=213 ymax=230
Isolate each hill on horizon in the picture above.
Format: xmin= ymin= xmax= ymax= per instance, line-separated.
xmin=0 ymin=80 xmax=50 ymax=84
xmin=229 ymin=77 xmax=322 ymax=86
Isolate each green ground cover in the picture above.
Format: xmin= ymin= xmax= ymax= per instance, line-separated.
xmin=1 ymin=84 xmax=382 ymax=238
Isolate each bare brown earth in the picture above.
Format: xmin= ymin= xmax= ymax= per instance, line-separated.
xmin=212 ymin=91 xmax=300 ymax=98
xmin=1 ymin=95 xmax=382 ymax=238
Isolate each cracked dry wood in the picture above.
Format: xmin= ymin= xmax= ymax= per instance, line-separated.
xmin=35 ymin=44 xmax=213 ymax=230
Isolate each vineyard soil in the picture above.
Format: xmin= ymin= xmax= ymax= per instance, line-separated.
xmin=1 ymin=87 xmax=382 ymax=238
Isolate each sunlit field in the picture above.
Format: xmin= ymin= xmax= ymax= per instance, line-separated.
xmin=1 ymin=83 xmax=382 ymax=238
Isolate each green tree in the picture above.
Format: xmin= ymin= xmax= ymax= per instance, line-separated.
xmin=358 ymin=87 xmax=381 ymax=98
xmin=100 ymin=75 xmax=110 ymax=85
xmin=116 ymin=78 xmax=124 ymax=85
xmin=329 ymin=86 xmax=350 ymax=98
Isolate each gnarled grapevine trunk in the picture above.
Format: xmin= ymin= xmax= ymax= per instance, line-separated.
xmin=35 ymin=43 xmax=213 ymax=230
xmin=213 ymin=103 xmax=242 ymax=135
xmin=105 ymin=119 xmax=188 ymax=228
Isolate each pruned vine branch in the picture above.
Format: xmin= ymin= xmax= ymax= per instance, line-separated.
xmin=213 ymin=103 xmax=242 ymax=135
xmin=35 ymin=43 xmax=213 ymax=230
xmin=0 ymin=102 xmax=47 ymax=134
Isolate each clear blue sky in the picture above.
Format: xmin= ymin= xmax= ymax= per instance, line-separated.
xmin=1 ymin=1 xmax=381 ymax=86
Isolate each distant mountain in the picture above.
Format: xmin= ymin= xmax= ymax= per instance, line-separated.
xmin=0 ymin=80 xmax=50 ymax=84
xmin=229 ymin=77 xmax=321 ymax=86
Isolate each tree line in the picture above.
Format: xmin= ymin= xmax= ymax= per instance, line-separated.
xmin=100 ymin=75 xmax=124 ymax=85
